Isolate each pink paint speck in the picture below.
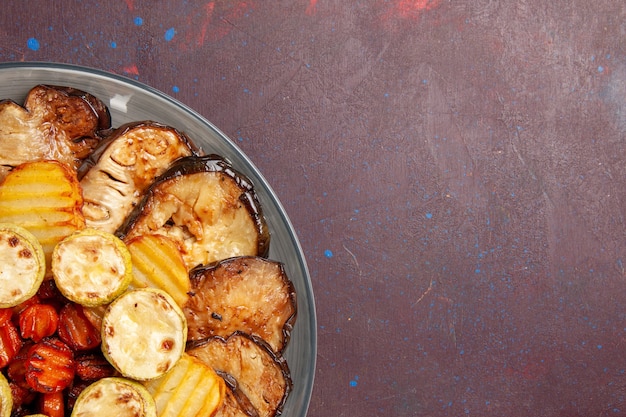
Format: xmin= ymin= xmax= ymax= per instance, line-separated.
xmin=123 ymin=64 xmax=139 ymax=76
xmin=306 ymin=0 xmax=318 ymax=15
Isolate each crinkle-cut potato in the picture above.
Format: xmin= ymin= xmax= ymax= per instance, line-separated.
xmin=0 ymin=160 xmax=85 ymax=267
xmin=143 ymin=353 xmax=225 ymax=417
xmin=126 ymin=233 xmax=191 ymax=307
xmin=188 ymin=332 xmax=292 ymax=417
xmin=79 ymin=121 xmax=197 ymax=234
xmin=0 ymin=84 xmax=110 ymax=181
xmin=184 ymin=256 xmax=296 ymax=354
xmin=117 ymin=155 xmax=270 ymax=271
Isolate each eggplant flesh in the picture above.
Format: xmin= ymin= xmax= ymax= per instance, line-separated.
xmin=79 ymin=121 xmax=197 ymax=233
xmin=0 ymin=84 xmax=110 ymax=180
xmin=184 ymin=256 xmax=296 ymax=353
xmin=187 ymin=332 xmax=292 ymax=417
xmin=116 ymin=155 xmax=270 ymax=271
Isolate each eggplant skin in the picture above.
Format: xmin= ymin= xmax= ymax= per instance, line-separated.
xmin=187 ymin=332 xmax=292 ymax=417
xmin=0 ymin=85 xmax=110 ymax=180
xmin=184 ymin=256 xmax=296 ymax=354
xmin=78 ymin=121 xmax=198 ymax=233
xmin=116 ymin=155 xmax=271 ymax=270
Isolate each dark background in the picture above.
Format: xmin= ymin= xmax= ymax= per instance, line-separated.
xmin=2 ymin=1 xmax=625 ymax=415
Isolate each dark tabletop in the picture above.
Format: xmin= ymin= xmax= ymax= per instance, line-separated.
xmin=2 ymin=1 xmax=626 ymax=416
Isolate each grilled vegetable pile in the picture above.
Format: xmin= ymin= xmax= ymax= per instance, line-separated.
xmin=0 ymin=85 xmax=297 ymax=417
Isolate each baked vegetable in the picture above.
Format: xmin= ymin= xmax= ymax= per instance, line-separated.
xmin=0 ymin=84 xmax=110 ymax=181
xmin=188 ymin=332 xmax=291 ymax=417
xmin=143 ymin=353 xmax=225 ymax=417
xmin=0 ymin=371 xmax=11 ymax=417
xmin=0 ymin=160 xmax=85 ymax=266
xmin=117 ymin=155 xmax=270 ymax=271
xmin=184 ymin=257 xmax=296 ymax=353
xmin=51 ymin=228 xmax=132 ymax=306
xmin=126 ymin=234 xmax=190 ymax=307
xmin=79 ymin=121 xmax=197 ymax=234
xmin=71 ymin=377 xmax=157 ymax=417
xmin=0 ymin=223 xmax=46 ymax=308
xmin=101 ymin=288 xmax=186 ymax=381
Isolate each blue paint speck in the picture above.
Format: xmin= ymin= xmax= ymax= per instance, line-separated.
xmin=134 ymin=16 xmax=143 ymax=26
xmin=172 ymin=86 xmax=180 ymax=93
xmin=598 ymin=66 xmax=604 ymax=73
xmin=349 ymin=375 xmax=359 ymax=387
xmin=27 ymin=37 xmax=40 ymax=51
xmin=324 ymin=249 xmax=333 ymax=258
xmin=425 ymin=212 xmax=433 ymax=219
xmin=164 ymin=27 xmax=176 ymax=42
xmin=597 ymin=345 xmax=603 ymax=350
xmin=110 ymin=41 xmax=117 ymax=48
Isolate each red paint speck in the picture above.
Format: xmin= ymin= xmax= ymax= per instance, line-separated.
xmin=396 ymin=0 xmax=441 ymax=17
xmin=306 ymin=0 xmax=318 ymax=15
xmin=123 ymin=64 xmax=139 ymax=76
xmin=124 ymin=0 xmax=134 ymax=11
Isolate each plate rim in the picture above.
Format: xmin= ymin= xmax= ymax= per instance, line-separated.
xmin=0 ymin=60 xmax=317 ymax=416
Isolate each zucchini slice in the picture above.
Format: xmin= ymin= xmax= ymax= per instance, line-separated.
xmin=51 ymin=228 xmax=133 ymax=307
xmin=0 ymin=223 xmax=46 ymax=308
xmin=70 ymin=377 xmax=156 ymax=417
xmin=0 ymin=371 xmax=12 ymax=417
xmin=101 ymin=288 xmax=187 ymax=381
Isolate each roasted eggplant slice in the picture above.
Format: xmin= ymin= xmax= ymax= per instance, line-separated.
xmin=184 ymin=256 xmax=296 ymax=353
xmin=187 ymin=332 xmax=292 ymax=417
xmin=0 ymin=85 xmax=110 ymax=180
xmin=79 ymin=121 xmax=197 ymax=233
xmin=116 ymin=155 xmax=270 ymax=270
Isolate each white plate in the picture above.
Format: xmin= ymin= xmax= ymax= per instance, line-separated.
xmin=0 ymin=61 xmax=316 ymax=416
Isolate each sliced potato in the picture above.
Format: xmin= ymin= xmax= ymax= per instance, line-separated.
xmin=101 ymin=288 xmax=187 ymax=381
xmin=188 ymin=332 xmax=291 ymax=417
xmin=79 ymin=121 xmax=196 ymax=234
xmin=0 ymin=223 xmax=46 ymax=308
xmin=0 ymin=160 xmax=85 ymax=267
xmin=71 ymin=377 xmax=156 ymax=417
xmin=143 ymin=353 xmax=225 ymax=417
xmin=52 ymin=228 xmax=133 ymax=306
xmin=126 ymin=234 xmax=190 ymax=307
xmin=0 ymin=371 xmax=12 ymax=417
xmin=117 ymin=155 xmax=270 ymax=271
xmin=184 ymin=256 xmax=296 ymax=353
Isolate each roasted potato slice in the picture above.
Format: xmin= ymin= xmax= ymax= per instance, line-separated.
xmin=79 ymin=121 xmax=197 ymax=233
xmin=187 ymin=332 xmax=291 ymax=417
xmin=0 ymin=160 xmax=85 ymax=267
xmin=0 ymin=84 xmax=110 ymax=181
xmin=126 ymin=234 xmax=191 ymax=307
xmin=143 ymin=353 xmax=225 ymax=417
xmin=184 ymin=256 xmax=296 ymax=353
xmin=117 ymin=155 xmax=270 ymax=270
